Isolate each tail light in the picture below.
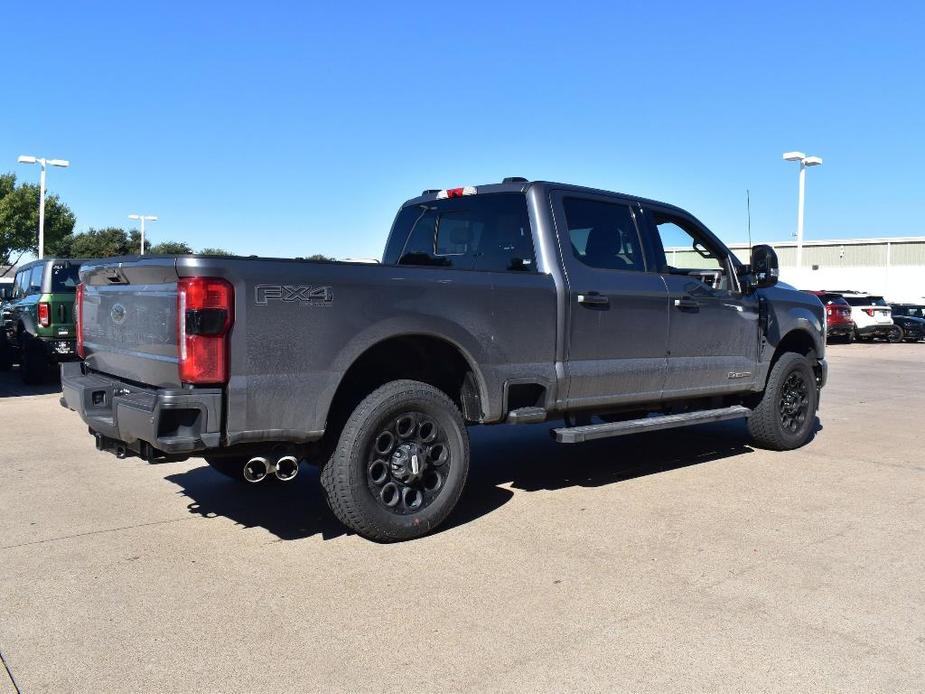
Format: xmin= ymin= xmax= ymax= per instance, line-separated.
xmin=864 ymin=308 xmax=875 ymax=316
xmin=825 ymin=306 xmax=833 ymax=316
xmin=38 ymin=302 xmax=51 ymax=327
xmin=177 ymin=277 xmax=234 ymax=384
xmin=75 ymin=284 xmax=85 ymax=358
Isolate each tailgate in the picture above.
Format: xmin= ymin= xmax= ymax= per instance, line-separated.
xmin=47 ymin=295 xmax=76 ymax=338
xmin=81 ymin=258 xmax=182 ymax=387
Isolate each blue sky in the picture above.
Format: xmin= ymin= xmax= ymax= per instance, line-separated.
xmin=2 ymin=1 xmax=923 ymax=259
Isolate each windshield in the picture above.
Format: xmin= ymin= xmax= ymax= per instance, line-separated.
xmin=50 ymin=263 xmax=81 ymax=293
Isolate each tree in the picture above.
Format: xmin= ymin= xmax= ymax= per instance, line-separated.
xmin=0 ymin=172 xmax=76 ymax=275
xmin=306 ymin=253 xmax=337 ymax=262
xmin=53 ymin=227 xmax=150 ymax=258
xmin=199 ymin=247 xmax=234 ymax=256
xmin=149 ymin=241 xmax=194 ymax=255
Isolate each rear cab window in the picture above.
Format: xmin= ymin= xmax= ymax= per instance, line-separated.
xmin=383 ymin=193 xmax=535 ymax=273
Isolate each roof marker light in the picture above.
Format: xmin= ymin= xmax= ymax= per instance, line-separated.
xmin=436 ymin=186 xmax=477 ymax=199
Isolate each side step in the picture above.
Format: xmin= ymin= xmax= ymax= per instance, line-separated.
xmin=552 ymin=405 xmax=751 ymax=444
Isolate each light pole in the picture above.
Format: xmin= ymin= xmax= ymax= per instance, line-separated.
xmin=128 ymin=214 xmax=158 ymax=255
xmin=17 ymin=155 xmax=70 ymax=259
xmin=782 ymin=151 xmax=823 ymax=270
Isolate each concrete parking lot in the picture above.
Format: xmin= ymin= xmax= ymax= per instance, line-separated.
xmin=0 ymin=344 xmax=922 ymax=693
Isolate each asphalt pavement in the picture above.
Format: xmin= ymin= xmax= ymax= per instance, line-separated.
xmin=0 ymin=343 xmax=922 ymax=692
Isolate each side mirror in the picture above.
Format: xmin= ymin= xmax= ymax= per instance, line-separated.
xmin=750 ymin=244 xmax=779 ymax=289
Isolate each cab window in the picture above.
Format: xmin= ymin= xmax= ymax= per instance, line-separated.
xmin=648 ymin=210 xmax=734 ymax=291
xmin=562 ymin=198 xmax=645 ymax=272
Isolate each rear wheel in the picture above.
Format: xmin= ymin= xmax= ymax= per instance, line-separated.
xmin=887 ymin=325 xmax=903 ymax=343
xmin=748 ymin=352 xmax=818 ymax=450
xmin=320 ymin=379 xmax=469 ymax=542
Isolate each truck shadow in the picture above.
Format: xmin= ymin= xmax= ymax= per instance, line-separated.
xmin=164 ymin=418 xmax=769 ymax=542
xmin=0 ymin=367 xmax=62 ymax=398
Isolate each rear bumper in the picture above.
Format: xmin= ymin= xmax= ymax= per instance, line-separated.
xmin=41 ymin=337 xmax=80 ymax=360
xmin=856 ymin=324 xmax=893 ymax=337
xmin=60 ymin=361 xmax=222 ymax=456
xmin=826 ymin=321 xmax=855 ymax=337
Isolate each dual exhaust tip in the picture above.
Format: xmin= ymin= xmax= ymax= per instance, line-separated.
xmin=243 ymin=455 xmax=300 ymax=483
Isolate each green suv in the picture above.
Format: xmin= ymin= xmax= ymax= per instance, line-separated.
xmin=0 ymin=258 xmax=83 ymax=383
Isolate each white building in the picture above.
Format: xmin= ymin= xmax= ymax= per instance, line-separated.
xmin=668 ymin=237 xmax=925 ymax=303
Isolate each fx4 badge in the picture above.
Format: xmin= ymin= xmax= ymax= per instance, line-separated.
xmin=255 ymin=285 xmax=334 ymax=306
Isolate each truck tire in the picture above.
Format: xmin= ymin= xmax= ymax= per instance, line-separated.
xmin=20 ymin=342 xmax=47 ymax=385
xmin=320 ymin=379 xmax=470 ymax=542
xmin=748 ymin=352 xmax=818 ymax=451
xmin=887 ymin=325 xmax=903 ymax=343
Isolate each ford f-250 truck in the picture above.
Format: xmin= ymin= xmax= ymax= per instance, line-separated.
xmin=61 ymin=179 xmax=827 ymax=542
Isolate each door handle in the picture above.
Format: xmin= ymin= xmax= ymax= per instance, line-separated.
xmin=673 ymin=297 xmax=700 ymax=312
xmin=578 ymin=293 xmax=609 ymax=307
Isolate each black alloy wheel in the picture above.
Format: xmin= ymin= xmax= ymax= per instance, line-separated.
xmin=778 ymin=371 xmax=809 ymax=434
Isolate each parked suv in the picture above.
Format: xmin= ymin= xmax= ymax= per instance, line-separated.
xmin=802 ymin=291 xmax=855 ymax=342
xmin=1 ymin=258 xmax=84 ymax=382
xmin=837 ymin=292 xmax=898 ymax=342
xmin=890 ymin=304 xmax=925 ymax=342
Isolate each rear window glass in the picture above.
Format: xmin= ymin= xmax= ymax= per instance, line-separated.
xmin=50 ymin=263 xmax=81 ymax=293
xmin=867 ymin=296 xmax=887 ymax=306
xmin=820 ymin=294 xmax=849 ymax=305
xmin=29 ymin=266 xmax=43 ymax=292
xmin=844 ymin=296 xmax=873 ymax=306
xmin=384 ymin=194 xmax=535 ymax=272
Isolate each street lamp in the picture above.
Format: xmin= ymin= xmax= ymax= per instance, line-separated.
xmin=782 ymin=151 xmax=823 ymax=270
xmin=17 ymin=155 xmax=70 ymax=259
xmin=128 ymin=214 xmax=158 ymax=255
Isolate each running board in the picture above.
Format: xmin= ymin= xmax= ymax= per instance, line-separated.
xmin=552 ymin=405 xmax=751 ymax=444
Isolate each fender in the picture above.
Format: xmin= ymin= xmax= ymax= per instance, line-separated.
xmin=320 ymin=314 xmax=494 ymax=422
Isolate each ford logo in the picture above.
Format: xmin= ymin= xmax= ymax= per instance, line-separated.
xmin=110 ymin=303 xmax=127 ymax=325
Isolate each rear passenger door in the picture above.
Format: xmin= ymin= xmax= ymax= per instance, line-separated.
xmin=551 ymin=191 xmax=669 ymax=408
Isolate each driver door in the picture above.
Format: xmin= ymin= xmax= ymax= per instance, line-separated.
xmin=641 ymin=205 xmax=760 ymax=397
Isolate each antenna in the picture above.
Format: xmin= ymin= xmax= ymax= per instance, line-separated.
xmin=746 ymin=189 xmax=752 ymax=249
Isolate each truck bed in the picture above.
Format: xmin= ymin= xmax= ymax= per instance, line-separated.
xmin=79 ymin=255 xmax=557 ymax=446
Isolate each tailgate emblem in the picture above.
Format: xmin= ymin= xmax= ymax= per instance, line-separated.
xmin=110 ymin=303 xmax=127 ymax=325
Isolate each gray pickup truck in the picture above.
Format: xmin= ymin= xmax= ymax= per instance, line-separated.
xmin=61 ymin=178 xmax=827 ymax=541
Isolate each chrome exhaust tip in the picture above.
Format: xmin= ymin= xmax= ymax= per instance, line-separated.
xmin=275 ymin=455 xmax=299 ymax=482
xmin=243 ymin=456 xmax=270 ymax=483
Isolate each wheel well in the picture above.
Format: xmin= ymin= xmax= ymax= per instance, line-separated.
xmin=326 ymin=335 xmax=481 ymax=436
xmin=768 ymin=329 xmax=819 ymax=382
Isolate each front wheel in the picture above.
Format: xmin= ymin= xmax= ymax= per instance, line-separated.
xmin=887 ymin=325 xmax=903 ymax=343
xmin=320 ymin=380 xmax=470 ymax=542
xmin=748 ymin=352 xmax=818 ymax=450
